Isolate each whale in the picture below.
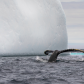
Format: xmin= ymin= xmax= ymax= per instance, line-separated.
xmin=0 ymin=0 xmax=68 ymax=56
xmin=44 ymin=49 xmax=84 ymax=62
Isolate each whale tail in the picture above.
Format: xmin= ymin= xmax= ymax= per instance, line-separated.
xmin=44 ymin=49 xmax=84 ymax=62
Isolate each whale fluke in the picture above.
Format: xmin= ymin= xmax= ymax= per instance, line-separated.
xmin=44 ymin=49 xmax=84 ymax=62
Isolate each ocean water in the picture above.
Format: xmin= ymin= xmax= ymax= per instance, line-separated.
xmin=0 ymin=54 xmax=84 ymax=84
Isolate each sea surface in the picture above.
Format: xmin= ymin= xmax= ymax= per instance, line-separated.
xmin=0 ymin=53 xmax=84 ymax=84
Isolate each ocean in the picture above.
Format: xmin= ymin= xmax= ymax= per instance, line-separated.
xmin=0 ymin=52 xmax=84 ymax=84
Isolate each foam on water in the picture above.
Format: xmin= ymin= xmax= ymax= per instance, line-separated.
xmin=36 ymin=56 xmax=48 ymax=62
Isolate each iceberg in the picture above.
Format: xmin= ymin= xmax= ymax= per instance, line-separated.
xmin=0 ymin=0 xmax=68 ymax=56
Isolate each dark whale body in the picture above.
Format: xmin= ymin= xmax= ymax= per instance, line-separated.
xmin=44 ymin=49 xmax=84 ymax=62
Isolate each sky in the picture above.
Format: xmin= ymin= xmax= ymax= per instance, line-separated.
xmin=60 ymin=0 xmax=84 ymax=2
xmin=60 ymin=0 xmax=84 ymax=49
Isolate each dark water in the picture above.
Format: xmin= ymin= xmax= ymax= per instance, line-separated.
xmin=0 ymin=55 xmax=84 ymax=84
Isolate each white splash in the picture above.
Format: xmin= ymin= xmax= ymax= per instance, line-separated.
xmin=36 ymin=56 xmax=47 ymax=62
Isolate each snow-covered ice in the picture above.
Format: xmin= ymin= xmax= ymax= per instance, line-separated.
xmin=0 ymin=0 xmax=68 ymax=56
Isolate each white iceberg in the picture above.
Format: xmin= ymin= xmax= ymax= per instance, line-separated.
xmin=0 ymin=0 xmax=68 ymax=56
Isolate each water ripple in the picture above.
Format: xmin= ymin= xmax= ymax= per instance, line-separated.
xmin=0 ymin=56 xmax=84 ymax=84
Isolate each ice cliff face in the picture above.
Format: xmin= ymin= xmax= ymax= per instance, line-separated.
xmin=0 ymin=0 xmax=68 ymax=56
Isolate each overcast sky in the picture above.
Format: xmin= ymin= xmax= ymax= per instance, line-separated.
xmin=60 ymin=0 xmax=84 ymax=2
xmin=61 ymin=1 xmax=84 ymax=49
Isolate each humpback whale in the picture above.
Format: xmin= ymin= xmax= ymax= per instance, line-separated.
xmin=44 ymin=49 xmax=84 ymax=62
